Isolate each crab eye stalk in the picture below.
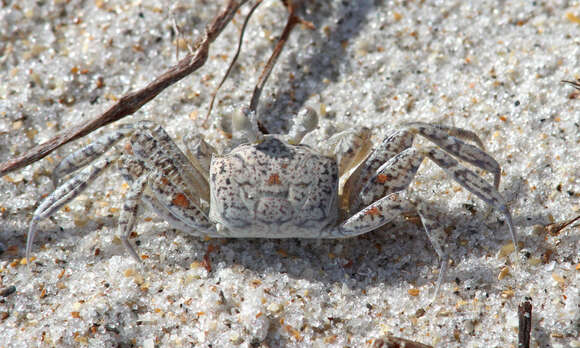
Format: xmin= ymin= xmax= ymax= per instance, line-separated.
xmin=232 ymin=107 xmax=263 ymax=143
xmin=286 ymin=106 xmax=319 ymax=144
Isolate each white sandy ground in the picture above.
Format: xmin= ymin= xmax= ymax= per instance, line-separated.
xmin=0 ymin=1 xmax=579 ymax=347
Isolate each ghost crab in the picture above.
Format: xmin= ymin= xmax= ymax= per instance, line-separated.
xmin=26 ymin=107 xmax=517 ymax=293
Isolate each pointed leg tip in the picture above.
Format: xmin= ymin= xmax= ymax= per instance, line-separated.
xmin=26 ymin=220 xmax=39 ymax=267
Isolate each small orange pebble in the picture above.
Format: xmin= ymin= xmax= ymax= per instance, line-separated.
xmin=285 ymin=325 xmax=302 ymax=341
xmin=20 ymin=256 xmax=35 ymax=265
xmin=408 ymin=288 xmax=420 ymax=296
xmin=501 ymin=289 xmax=515 ymax=298
xmin=96 ymin=76 xmax=104 ymax=88
xmin=497 ymin=266 xmax=510 ymax=280
xmin=566 ymin=12 xmax=580 ymax=24
xmin=324 ymin=335 xmax=338 ymax=344
xmin=551 ymin=273 xmax=565 ymax=286
xmin=71 ymin=311 xmax=81 ymax=319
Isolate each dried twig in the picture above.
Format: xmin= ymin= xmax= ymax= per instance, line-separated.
xmin=372 ymin=335 xmax=433 ymax=348
xmin=562 ymin=79 xmax=580 ymax=90
xmin=0 ymin=0 xmax=249 ymax=177
xmin=518 ymin=299 xmax=532 ymax=348
xmin=248 ymin=0 xmax=315 ymax=115
xmin=545 ymin=215 xmax=580 ymax=236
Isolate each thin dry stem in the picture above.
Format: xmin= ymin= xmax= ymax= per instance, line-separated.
xmin=203 ymin=0 xmax=264 ymax=126
xmin=372 ymin=335 xmax=433 ymax=348
xmin=248 ymin=0 xmax=315 ymax=115
xmin=562 ymin=79 xmax=580 ymax=90
xmin=518 ymin=299 xmax=532 ymax=348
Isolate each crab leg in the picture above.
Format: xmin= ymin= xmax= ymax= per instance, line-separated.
xmin=424 ymin=147 xmax=517 ymax=251
xmin=131 ymin=121 xmax=210 ymax=204
xmin=351 ymin=122 xmax=501 ymax=208
xmin=148 ymin=169 xmax=214 ymax=233
xmin=333 ymin=193 xmax=416 ymax=236
xmin=344 ymin=129 xmax=415 ymax=212
xmin=27 ymin=155 xmax=117 ymax=262
xmin=118 ymin=168 xmax=215 ymax=262
xmin=120 ymin=154 xmax=214 ymax=236
xmin=354 ymin=143 xmax=516 ymax=249
xmin=403 ymin=122 xmax=501 ymax=189
xmin=51 ymin=125 xmax=133 ymax=184
xmin=358 ymin=147 xmax=423 ymax=207
xmin=118 ymin=173 xmax=149 ymax=261
xmin=182 ymin=133 xmax=216 ymax=182
xmin=355 ymin=129 xmax=415 ymax=187
xmin=117 ymin=153 xmax=217 ymax=261
xmin=415 ymin=202 xmax=448 ymax=298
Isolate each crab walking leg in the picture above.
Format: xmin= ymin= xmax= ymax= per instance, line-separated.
xmin=358 ymin=147 xmax=424 ymax=207
xmin=425 ymin=147 xmax=518 ymax=253
xmin=117 ymin=156 xmax=216 ymax=261
xmin=119 ymin=154 xmax=213 ymax=235
xmin=345 ymin=129 xmax=416 ymax=211
xmin=118 ymin=174 xmax=149 ymax=262
xmin=149 ymin=170 xmax=214 ymax=233
xmin=359 ymin=144 xmax=516 ymax=253
xmin=140 ymin=193 xmax=214 ymax=236
xmin=416 ymin=203 xmax=449 ymax=299
xmin=404 ymin=122 xmax=486 ymax=150
xmin=404 ymin=122 xmax=502 ymax=189
xmin=27 ymin=156 xmax=116 ymax=262
xmin=52 ymin=125 xmax=134 ymax=184
xmin=333 ymin=193 xmax=416 ymax=237
xmin=131 ymin=121 xmax=210 ymax=204
xmin=355 ymin=129 xmax=415 ymax=186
